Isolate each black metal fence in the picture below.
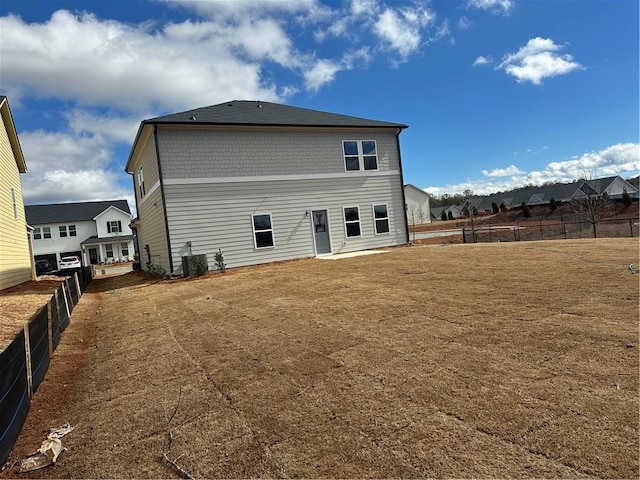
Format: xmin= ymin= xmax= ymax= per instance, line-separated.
xmin=0 ymin=267 xmax=92 ymax=468
xmin=463 ymin=217 xmax=638 ymax=243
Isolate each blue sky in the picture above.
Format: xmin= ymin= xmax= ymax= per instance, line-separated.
xmin=1 ymin=0 xmax=638 ymax=211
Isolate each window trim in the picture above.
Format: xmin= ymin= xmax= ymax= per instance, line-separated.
xmin=342 ymin=140 xmax=378 ymax=172
xmin=137 ymin=168 xmax=146 ymax=198
xmin=11 ymin=188 xmax=17 ymax=219
xmin=69 ymin=225 xmax=77 ymax=237
xmin=59 ymin=225 xmax=67 ymax=238
xmin=43 ymin=226 xmax=51 ymax=239
xmin=252 ymin=213 xmax=275 ymax=249
xmin=121 ymin=242 xmax=129 ymax=257
xmin=105 ymin=243 xmax=114 ymax=258
xmin=372 ymin=203 xmax=390 ymax=235
xmin=34 ymin=227 xmax=42 ymax=240
xmin=343 ymin=206 xmax=362 ymax=238
xmin=107 ymin=220 xmax=122 ymax=233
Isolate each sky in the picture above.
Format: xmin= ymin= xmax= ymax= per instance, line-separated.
xmin=1 ymin=0 xmax=638 ymax=212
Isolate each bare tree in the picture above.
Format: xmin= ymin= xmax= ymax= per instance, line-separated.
xmin=407 ymin=204 xmax=426 ymax=242
xmin=570 ymin=184 xmax=613 ymax=238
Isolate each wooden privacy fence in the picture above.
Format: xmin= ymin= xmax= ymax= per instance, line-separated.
xmin=0 ymin=267 xmax=92 ymax=468
xmin=463 ymin=217 xmax=638 ymax=243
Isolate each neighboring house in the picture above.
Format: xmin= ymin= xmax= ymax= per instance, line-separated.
xmin=25 ymin=200 xmax=135 ymax=270
xmin=404 ymin=184 xmax=431 ymax=226
xmin=125 ymin=100 xmax=410 ymax=274
xmin=0 ymin=96 xmax=35 ymax=290
xmin=467 ymin=176 xmax=639 ymax=213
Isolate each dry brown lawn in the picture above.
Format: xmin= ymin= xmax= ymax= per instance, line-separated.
xmin=2 ymin=239 xmax=638 ymax=479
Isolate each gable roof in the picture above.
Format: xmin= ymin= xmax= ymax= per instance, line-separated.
xmin=25 ymin=200 xmax=131 ymax=225
xmin=404 ymin=184 xmax=430 ymax=199
xmin=0 ymin=96 xmax=27 ymax=173
xmin=145 ymin=100 xmax=408 ymax=129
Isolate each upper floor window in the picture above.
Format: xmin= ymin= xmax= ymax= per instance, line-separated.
xmin=137 ymin=169 xmax=146 ymax=198
xmin=43 ymin=227 xmax=51 ymax=239
xmin=343 ymin=140 xmax=378 ymax=172
xmin=59 ymin=224 xmax=77 ymax=237
xmin=343 ymin=206 xmax=361 ymax=237
xmin=252 ymin=213 xmax=274 ymax=249
xmin=11 ymin=188 xmax=17 ymax=219
xmin=108 ymin=220 xmax=122 ymax=233
xmin=34 ymin=227 xmax=41 ymax=240
xmin=373 ymin=204 xmax=390 ymax=234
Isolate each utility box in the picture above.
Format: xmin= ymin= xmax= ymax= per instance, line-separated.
xmin=181 ymin=254 xmax=209 ymax=276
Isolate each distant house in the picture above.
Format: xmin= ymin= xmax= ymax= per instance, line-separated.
xmin=25 ymin=200 xmax=135 ymax=270
xmin=404 ymin=184 xmax=431 ymax=226
xmin=467 ymin=176 xmax=638 ymax=213
xmin=125 ymin=100 xmax=410 ymax=274
xmin=0 ymin=96 xmax=35 ymax=290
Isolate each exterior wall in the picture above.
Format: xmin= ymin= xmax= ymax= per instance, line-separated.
xmin=605 ymin=177 xmax=638 ymax=198
xmin=163 ymin=174 xmax=407 ymax=272
xmin=156 ymin=126 xmax=401 ymax=179
xmin=132 ymin=134 xmax=170 ymax=271
xmin=94 ymin=208 xmax=133 ymax=238
xmin=0 ymin=119 xmax=32 ymax=290
xmin=404 ymin=185 xmax=431 ymax=225
xmin=31 ymin=220 xmax=96 ymax=267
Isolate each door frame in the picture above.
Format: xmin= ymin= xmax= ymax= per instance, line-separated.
xmin=310 ymin=208 xmax=332 ymax=256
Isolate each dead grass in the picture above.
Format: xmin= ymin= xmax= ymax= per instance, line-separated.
xmin=1 ymin=239 xmax=638 ymax=479
xmin=0 ymin=276 xmax=68 ymax=352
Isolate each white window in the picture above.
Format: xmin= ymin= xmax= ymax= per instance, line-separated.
xmin=373 ymin=204 xmax=390 ymax=234
xmin=43 ymin=227 xmax=51 ymax=239
xmin=343 ymin=206 xmax=361 ymax=238
xmin=69 ymin=225 xmax=77 ymax=237
xmin=34 ymin=227 xmax=42 ymax=240
xmin=106 ymin=244 xmax=114 ymax=258
xmin=121 ymin=242 xmax=129 ymax=257
xmin=59 ymin=225 xmax=67 ymax=237
xmin=342 ymin=140 xmax=378 ymax=172
xmin=107 ymin=220 xmax=122 ymax=233
xmin=11 ymin=188 xmax=17 ymax=219
xmin=137 ymin=169 xmax=146 ymax=198
xmin=252 ymin=213 xmax=274 ymax=249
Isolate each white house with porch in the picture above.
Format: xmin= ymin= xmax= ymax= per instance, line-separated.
xmin=25 ymin=200 xmax=135 ymax=271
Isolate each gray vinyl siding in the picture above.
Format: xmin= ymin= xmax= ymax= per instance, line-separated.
xmin=156 ymin=126 xmax=400 ymax=179
xmin=133 ymin=133 xmax=170 ymax=272
xmin=164 ymin=174 xmax=406 ymax=272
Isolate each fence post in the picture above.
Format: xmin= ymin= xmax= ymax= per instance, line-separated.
xmin=630 ymin=219 xmax=634 ymax=238
xmin=74 ymin=271 xmax=81 ymax=296
xmin=61 ymin=282 xmax=71 ymax=319
xmin=23 ymin=324 xmax=33 ymax=399
xmin=462 ymin=228 xmax=466 ymax=243
xmin=47 ymin=300 xmax=53 ymax=357
xmin=539 ymin=220 xmax=543 ymax=239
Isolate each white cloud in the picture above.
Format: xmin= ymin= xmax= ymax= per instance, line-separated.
xmin=481 ymin=165 xmax=524 ymax=177
xmin=473 ymin=55 xmax=492 ymax=66
xmin=466 ymin=0 xmax=514 ymax=15
xmin=498 ymin=37 xmax=583 ymax=85
xmin=304 ymin=59 xmax=342 ymax=91
xmin=426 ymin=143 xmax=640 ymax=196
xmin=374 ymin=6 xmax=436 ymax=60
xmin=458 ymin=17 xmax=472 ymax=30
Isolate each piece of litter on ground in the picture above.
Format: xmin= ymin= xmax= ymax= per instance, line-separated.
xmin=18 ymin=423 xmax=75 ymax=473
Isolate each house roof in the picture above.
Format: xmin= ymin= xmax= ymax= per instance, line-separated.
xmin=0 ymin=96 xmax=27 ymax=173
xmin=144 ymin=100 xmax=408 ymax=129
xmin=404 ymin=184 xmax=430 ymax=199
xmin=25 ymin=200 xmax=131 ymax=225
xmin=81 ymin=235 xmax=134 ymax=246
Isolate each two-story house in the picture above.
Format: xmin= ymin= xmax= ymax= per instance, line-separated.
xmin=0 ymin=96 xmax=35 ymax=290
xmin=125 ymin=100 xmax=409 ymax=274
xmin=25 ymin=200 xmax=135 ymax=270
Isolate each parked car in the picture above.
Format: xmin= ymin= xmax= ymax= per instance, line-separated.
xmin=35 ymin=259 xmax=52 ymax=275
xmin=59 ymin=256 xmax=82 ymax=271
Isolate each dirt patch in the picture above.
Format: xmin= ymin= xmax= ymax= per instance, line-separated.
xmin=0 ymin=276 xmax=69 ymax=352
xmin=1 ymin=239 xmax=638 ymax=478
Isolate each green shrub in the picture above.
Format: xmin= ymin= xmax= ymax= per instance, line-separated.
xmin=189 ymin=255 xmax=207 ymax=276
xmin=622 ymin=189 xmax=632 ymax=207
xmin=521 ymin=201 xmax=531 ymax=218
xmin=549 ymin=197 xmax=558 ymax=211
xmin=214 ymin=249 xmax=226 ymax=272
xmin=146 ymin=261 xmax=167 ymax=279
